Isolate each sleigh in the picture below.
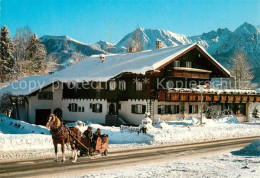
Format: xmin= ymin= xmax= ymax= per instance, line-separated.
xmin=77 ymin=134 xmax=109 ymax=157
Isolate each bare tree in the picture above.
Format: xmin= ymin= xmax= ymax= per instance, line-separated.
xmin=46 ymin=53 xmax=59 ymax=72
xmin=128 ymin=28 xmax=144 ymax=52
xmin=230 ymin=51 xmax=257 ymax=89
xmin=12 ymin=27 xmax=33 ymax=79
xmin=69 ymin=51 xmax=84 ymax=66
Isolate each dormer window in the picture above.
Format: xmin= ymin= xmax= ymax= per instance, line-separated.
xmin=136 ymin=81 xmax=142 ymax=91
xmin=119 ymin=81 xmax=126 ymax=90
xmin=109 ymin=81 xmax=116 ymax=90
xmin=174 ymin=61 xmax=180 ymax=67
xmin=186 ymin=62 xmax=192 ymax=68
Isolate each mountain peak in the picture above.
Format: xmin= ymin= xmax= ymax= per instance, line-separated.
xmin=235 ymin=22 xmax=258 ymax=34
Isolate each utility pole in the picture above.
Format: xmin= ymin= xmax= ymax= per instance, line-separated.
xmin=104 ymin=22 xmax=114 ymax=52
xmin=109 ymin=22 xmax=113 ymax=44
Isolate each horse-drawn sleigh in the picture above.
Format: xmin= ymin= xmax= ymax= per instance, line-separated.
xmin=46 ymin=114 xmax=109 ymax=162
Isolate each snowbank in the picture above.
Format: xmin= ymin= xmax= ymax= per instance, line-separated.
xmin=0 ymin=114 xmax=52 ymax=151
xmin=210 ymin=115 xmax=240 ymax=124
xmin=66 ymin=121 xmax=153 ymax=144
xmin=232 ymin=139 xmax=260 ymax=156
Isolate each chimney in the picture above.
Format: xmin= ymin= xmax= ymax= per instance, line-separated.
xmin=99 ymin=54 xmax=105 ymax=63
xmin=128 ymin=46 xmax=136 ymax=53
xmin=156 ymin=40 xmax=163 ymax=49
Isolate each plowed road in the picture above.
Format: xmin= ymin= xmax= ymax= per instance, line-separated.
xmin=0 ymin=136 xmax=259 ymax=178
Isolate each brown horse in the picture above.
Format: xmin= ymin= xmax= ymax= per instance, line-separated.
xmin=46 ymin=114 xmax=81 ymax=162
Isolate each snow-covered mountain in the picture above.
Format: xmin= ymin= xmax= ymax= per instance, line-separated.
xmin=40 ymin=35 xmax=105 ymax=69
xmin=112 ymin=22 xmax=260 ymax=69
xmin=40 ymin=22 xmax=260 ymax=83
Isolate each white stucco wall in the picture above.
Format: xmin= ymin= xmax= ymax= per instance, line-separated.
xmin=28 ymin=83 xmax=63 ymax=123
xmin=61 ymin=99 xmax=107 ymax=124
xmin=118 ymin=99 xmax=148 ymax=125
xmin=153 ymin=101 xmax=207 ymax=121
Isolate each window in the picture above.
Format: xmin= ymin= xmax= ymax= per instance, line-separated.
xmin=131 ymin=104 xmax=146 ymax=114
xmin=136 ymin=81 xmax=142 ymax=91
xmin=189 ymin=105 xmax=198 ymax=114
xmin=92 ymin=103 xmax=102 ymax=113
xmin=119 ymin=81 xmax=126 ymax=90
xmin=158 ymin=105 xmax=180 ymax=114
xmin=38 ymin=91 xmax=53 ymax=100
xmin=186 ymin=62 xmax=192 ymax=68
xmin=68 ymin=103 xmax=78 ymax=112
xmin=174 ymin=61 xmax=180 ymax=67
xmin=109 ymin=81 xmax=116 ymax=90
xmin=78 ymin=107 xmax=82 ymax=112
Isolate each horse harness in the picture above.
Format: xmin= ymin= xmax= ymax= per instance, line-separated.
xmin=50 ymin=119 xmax=69 ymax=139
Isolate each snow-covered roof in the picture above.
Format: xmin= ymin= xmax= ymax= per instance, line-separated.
xmin=0 ymin=44 xmax=231 ymax=96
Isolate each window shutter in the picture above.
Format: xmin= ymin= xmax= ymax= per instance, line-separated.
xmin=189 ymin=105 xmax=193 ymax=114
xmin=92 ymin=104 xmax=95 ymax=112
xmin=158 ymin=106 xmax=161 ymax=114
xmin=142 ymin=105 xmax=146 ymax=114
xmin=75 ymin=103 xmax=78 ymax=112
xmin=195 ymin=105 xmax=198 ymax=113
xmin=100 ymin=104 xmax=102 ymax=113
xmin=176 ymin=105 xmax=180 ymax=114
xmin=131 ymin=105 xmax=135 ymax=113
xmin=68 ymin=104 xmax=72 ymax=111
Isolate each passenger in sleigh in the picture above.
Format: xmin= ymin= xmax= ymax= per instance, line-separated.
xmin=94 ymin=128 xmax=102 ymax=136
xmin=83 ymin=126 xmax=93 ymax=140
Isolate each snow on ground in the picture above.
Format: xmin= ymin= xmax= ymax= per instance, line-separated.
xmin=61 ymin=149 xmax=260 ymax=178
xmin=0 ymin=114 xmax=52 ymax=152
xmin=1 ymin=114 xmax=260 ymax=162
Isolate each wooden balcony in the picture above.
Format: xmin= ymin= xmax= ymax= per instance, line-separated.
xmin=173 ymin=67 xmax=212 ymax=79
xmin=249 ymin=96 xmax=255 ymax=102
xmin=213 ymin=95 xmax=220 ymax=102
xmin=189 ymin=93 xmax=197 ymax=101
xmin=234 ymin=96 xmax=242 ymax=103
xmin=157 ymin=90 xmax=260 ymax=103
xmin=205 ymin=95 xmax=213 ymax=102
xmin=256 ymin=96 xmax=260 ymax=102
xmin=241 ymin=96 xmax=248 ymax=103
xmin=171 ymin=93 xmax=180 ymax=101
xmin=180 ymin=93 xmax=189 ymax=101
xmin=227 ymin=96 xmax=234 ymax=103
xmin=221 ymin=95 xmax=227 ymax=103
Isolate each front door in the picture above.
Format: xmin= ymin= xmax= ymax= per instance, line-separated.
xmin=35 ymin=109 xmax=51 ymax=125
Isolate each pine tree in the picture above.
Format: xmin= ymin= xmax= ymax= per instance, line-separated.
xmin=0 ymin=26 xmax=15 ymax=82
xmin=24 ymin=33 xmax=47 ymax=75
xmin=230 ymin=51 xmax=256 ymax=89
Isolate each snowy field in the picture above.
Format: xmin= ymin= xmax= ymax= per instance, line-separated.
xmin=63 ymin=140 xmax=260 ymax=178
xmin=1 ymin=114 xmax=260 ymax=162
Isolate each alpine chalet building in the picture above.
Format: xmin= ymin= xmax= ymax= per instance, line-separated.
xmin=1 ymin=43 xmax=259 ymax=126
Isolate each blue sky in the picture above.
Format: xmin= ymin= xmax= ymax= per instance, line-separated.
xmin=1 ymin=0 xmax=259 ymax=44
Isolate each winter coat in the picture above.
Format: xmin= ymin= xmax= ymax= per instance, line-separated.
xmin=83 ymin=130 xmax=93 ymax=139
